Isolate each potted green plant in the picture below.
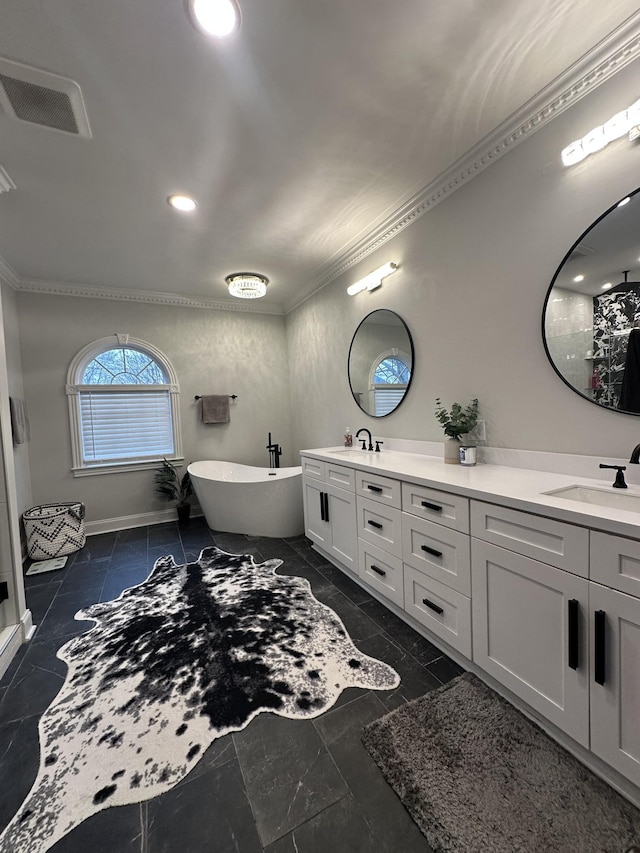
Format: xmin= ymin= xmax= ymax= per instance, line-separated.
xmin=435 ymin=398 xmax=479 ymax=464
xmin=154 ymin=458 xmax=194 ymax=524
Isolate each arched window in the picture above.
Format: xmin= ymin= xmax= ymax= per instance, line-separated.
xmin=66 ymin=334 xmax=182 ymax=475
xmin=368 ymin=350 xmax=411 ymax=416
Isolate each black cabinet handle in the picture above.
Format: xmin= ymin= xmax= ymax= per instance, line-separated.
xmin=421 ymin=501 xmax=442 ymax=512
xmin=421 ymin=544 xmax=443 ymax=559
xmin=367 ymin=520 xmax=383 ymax=529
xmin=323 ymin=492 xmax=329 ymax=523
xmin=370 ymin=564 xmax=386 ymax=577
xmin=422 ymin=598 xmax=444 ymax=615
xmin=568 ymin=599 xmax=579 ymax=670
xmin=367 ymin=485 xmax=383 ymax=493
xmin=319 ymin=491 xmax=325 ymax=522
xmin=594 ymin=609 xmax=606 ymax=685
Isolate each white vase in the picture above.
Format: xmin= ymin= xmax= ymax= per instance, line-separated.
xmin=443 ymin=437 xmax=461 ymax=464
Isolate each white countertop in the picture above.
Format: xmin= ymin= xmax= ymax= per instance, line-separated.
xmin=300 ymin=446 xmax=640 ymax=539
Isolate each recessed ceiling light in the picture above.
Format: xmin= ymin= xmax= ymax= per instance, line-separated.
xmin=602 ymin=282 xmax=613 ymax=290
xmin=225 ymin=272 xmax=268 ymax=299
xmin=573 ymin=274 xmax=585 ymax=282
xmin=618 ymin=196 xmax=631 ymax=207
xmin=167 ymin=194 xmax=197 ymax=212
xmin=188 ymin=0 xmax=241 ymax=38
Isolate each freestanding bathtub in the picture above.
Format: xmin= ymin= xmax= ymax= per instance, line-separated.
xmin=187 ymin=460 xmax=304 ymax=538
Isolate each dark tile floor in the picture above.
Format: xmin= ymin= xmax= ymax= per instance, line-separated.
xmin=0 ymin=518 xmax=466 ymax=852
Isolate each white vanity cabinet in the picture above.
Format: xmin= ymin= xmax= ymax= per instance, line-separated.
xmin=355 ymin=470 xmax=404 ymax=606
xmin=471 ymin=503 xmax=640 ymax=784
xmin=471 ymin=537 xmax=590 ymax=745
xmin=301 ymin=448 xmax=640 ymax=800
xmin=301 ymin=458 xmax=357 ymax=573
xmin=589 ymin=532 xmax=640 ymax=787
xmin=401 ymin=482 xmax=472 ymax=657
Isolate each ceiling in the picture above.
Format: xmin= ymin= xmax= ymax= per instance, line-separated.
xmin=1 ymin=0 xmax=640 ymax=314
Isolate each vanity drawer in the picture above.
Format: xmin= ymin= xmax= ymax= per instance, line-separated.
xmin=301 ymin=456 xmax=324 ymax=481
xmin=356 ymin=471 xmax=401 ymax=509
xmin=470 ymin=500 xmax=589 ymax=577
xmin=402 ymin=513 xmax=471 ymax=596
xmin=591 ymin=531 xmax=640 ymax=596
xmin=401 ymin=482 xmax=469 ymax=533
xmin=403 ymin=565 xmax=472 ymax=658
xmin=325 ymin=461 xmax=356 ymax=492
xmin=358 ymin=540 xmax=404 ymax=607
xmin=357 ymin=496 xmax=402 ymax=558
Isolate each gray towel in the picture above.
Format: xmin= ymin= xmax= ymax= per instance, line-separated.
xmin=10 ymin=397 xmax=30 ymax=444
xmin=200 ymin=395 xmax=230 ymax=424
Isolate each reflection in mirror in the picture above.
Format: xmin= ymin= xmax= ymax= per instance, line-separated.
xmin=348 ymin=310 xmax=414 ymax=417
xmin=542 ymin=187 xmax=640 ymax=414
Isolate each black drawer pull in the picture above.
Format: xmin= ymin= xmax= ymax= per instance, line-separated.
xmin=421 ymin=501 xmax=442 ymax=512
xmin=323 ymin=492 xmax=329 ymax=523
xmin=422 ymin=598 xmax=444 ymax=615
xmin=367 ymin=520 xmax=383 ymax=529
xmin=594 ymin=609 xmax=606 ymax=686
xmin=568 ymin=599 xmax=579 ymax=670
xmin=319 ymin=491 xmax=325 ymax=522
xmin=370 ymin=564 xmax=386 ymax=577
xmin=421 ymin=544 xmax=443 ymax=559
xmin=367 ymin=485 xmax=383 ymax=493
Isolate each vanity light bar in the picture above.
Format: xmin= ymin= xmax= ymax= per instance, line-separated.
xmin=347 ymin=262 xmax=398 ymax=296
xmin=561 ymin=99 xmax=640 ymax=167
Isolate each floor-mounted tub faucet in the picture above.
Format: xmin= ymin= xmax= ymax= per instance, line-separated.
xmin=356 ymin=428 xmax=373 ymax=451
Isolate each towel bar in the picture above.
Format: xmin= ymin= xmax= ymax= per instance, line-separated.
xmin=194 ymin=395 xmax=237 ymax=400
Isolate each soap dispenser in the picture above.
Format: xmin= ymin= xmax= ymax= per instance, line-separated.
xmin=344 ymin=427 xmax=353 ymax=447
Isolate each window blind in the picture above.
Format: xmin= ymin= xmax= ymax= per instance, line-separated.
xmin=374 ymin=387 xmax=406 ymax=417
xmin=79 ymin=389 xmax=174 ymax=464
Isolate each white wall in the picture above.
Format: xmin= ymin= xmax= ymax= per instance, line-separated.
xmin=17 ymin=294 xmax=292 ymax=524
xmin=287 ymin=55 xmax=640 ymax=463
xmin=1 ymin=282 xmax=32 ymax=518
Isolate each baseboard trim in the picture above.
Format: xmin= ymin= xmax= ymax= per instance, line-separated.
xmin=84 ymin=508 xmax=203 ymax=536
xmin=0 ymin=623 xmax=24 ymax=680
xmin=21 ymin=608 xmax=35 ymax=641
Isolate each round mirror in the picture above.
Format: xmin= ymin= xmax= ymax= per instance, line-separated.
xmin=348 ymin=310 xmax=414 ymax=417
xmin=542 ymin=187 xmax=640 ymax=414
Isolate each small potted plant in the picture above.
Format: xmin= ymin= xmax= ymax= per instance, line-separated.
xmin=154 ymin=458 xmax=194 ymax=524
xmin=435 ymin=398 xmax=479 ymax=464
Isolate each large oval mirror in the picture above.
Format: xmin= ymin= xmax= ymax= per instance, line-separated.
xmin=542 ymin=187 xmax=640 ymax=414
xmin=348 ymin=309 xmax=414 ymax=417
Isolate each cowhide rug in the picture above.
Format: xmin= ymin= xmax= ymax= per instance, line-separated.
xmin=0 ymin=547 xmax=399 ymax=853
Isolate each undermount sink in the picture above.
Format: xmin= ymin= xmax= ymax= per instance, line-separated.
xmin=327 ymin=448 xmax=379 ymax=458
xmin=543 ymin=485 xmax=640 ymax=513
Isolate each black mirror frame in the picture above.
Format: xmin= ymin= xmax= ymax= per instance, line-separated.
xmin=541 ymin=185 xmax=640 ymax=416
xmin=347 ymin=309 xmax=415 ymax=418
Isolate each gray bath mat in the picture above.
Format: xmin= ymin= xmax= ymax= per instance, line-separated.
xmin=362 ymin=672 xmax=640 ymax=853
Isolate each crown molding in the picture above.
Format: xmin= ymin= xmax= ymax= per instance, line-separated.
xmin=0 ymin=256 xmax=20 ymax=290
xmin=16 ymin=279 xmax=285 ymax=315
xmin=286 ymin=11 xmax=640 ymax=313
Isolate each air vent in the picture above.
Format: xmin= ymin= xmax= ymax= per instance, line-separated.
xmin=0 ymin=57 xmax=91 ymax=138
xmin=568 ymin=243 xmax=595 ymax=261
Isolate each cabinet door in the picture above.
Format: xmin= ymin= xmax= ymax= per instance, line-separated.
xmin=302 ymin=477 xmax=329 ymax=549
xmin=325 ymin=483 xmax=358 ymax=572
xmin=472 ymin=539 xmax=589 ymax=746
xmin=590 ymin=583 xmax=640 ymax=787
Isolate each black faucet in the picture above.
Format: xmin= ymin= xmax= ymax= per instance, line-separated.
xmin=356 ymin=427 xmax=373 ymax=451
xmin=630 ymin=444 xmax=640 ymax=464
xmin=599 ymin=463 xmax=627 ymax=489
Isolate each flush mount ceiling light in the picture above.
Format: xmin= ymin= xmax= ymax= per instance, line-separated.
xmin=187 ymin=0 xmax=241 ymax=38
xmin=167 ymin=194 xmax=197 ymax=212
xmin=226 ymin=272 xmax=268 ymax=299
xmin=347 ymin=262 xmax=398 ymax=296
